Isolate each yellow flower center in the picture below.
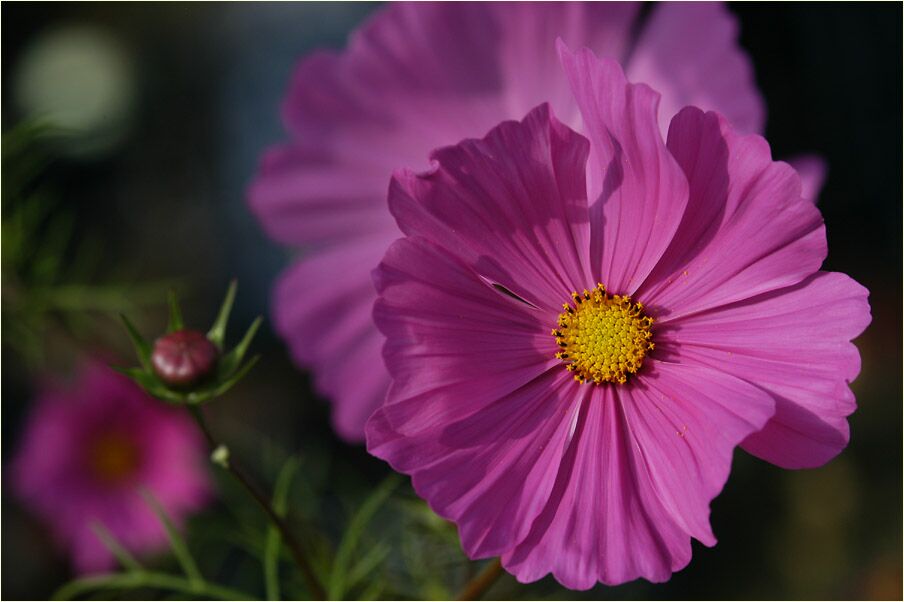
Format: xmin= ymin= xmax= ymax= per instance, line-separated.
xmin=88 ymin=432 xmax=141 ymax=484
xmin=553 ymin=283 xmax=654 ymax=385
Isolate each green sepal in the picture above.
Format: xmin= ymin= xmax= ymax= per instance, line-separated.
xmin=166 ymin=289 xmax=184 ymax=333
xmin=119 ymin=314 xmax=152 ymax=372
xmin=110 ymin=366 xmax=184 ymax=404
xmin=183 ymin=355 xmax=260 ymax=405
xmin=217 ymin=315 xmax=262 ymax=377
xmin=207 ymin=279 xmax=237 ymax=349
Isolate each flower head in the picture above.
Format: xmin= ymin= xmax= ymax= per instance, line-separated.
xmin=118 ymin=282 xmax=261 ymax=405
xmin=249 ymin=2 xmax=784 ymax=441
xmin=11 ymin=361 xmax=211 ymax=573
xmin=152 ymin=329 xmax=220 ymax=387
xmin=366 ymin=46 xmax=870 ymax=588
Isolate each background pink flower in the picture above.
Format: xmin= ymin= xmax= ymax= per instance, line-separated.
xmin=248 ymin=1 xmax=800 ymax=441
xmin=366 ymin=46 xmax=870 ymax=588
xmin=11 ymin=361 xmax=211 ymax=574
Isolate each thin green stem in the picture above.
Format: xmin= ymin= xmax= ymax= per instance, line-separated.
xmin=52 ymin=570 xmax=256 ymax=601
xmin=265 ymin=458 xmax=300 ymax=601
xmin=188 ymin=406 xmax=326 ymax=600
xmin=264 ymin=528 xmax=281 ymax=601
xmin=328 ymin=475 xmax=400 ymax=600
xmin=456 ymin=558 xmax=504 ymax=601
xmin=140 ymin=489 xmax=203 ymax=585
xmin=90 ymin=522 xmax=143 ymax=572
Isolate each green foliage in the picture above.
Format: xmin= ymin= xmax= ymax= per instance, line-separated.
xmin=5 ymin=118 xmax=523 ymax=602
xmin=54 ymin=494 xmax=257 ymax=601
xmin=1 ymin=120 xmax=168 ymax=369
xmin=140 ymin=489 xmax=204 ymax=586
xmin=264 ymin=457 xmax=301 ymax=601
xmin=328 ymin=474 xmax=401 ymax=600
xmin=51 ymin=437 xmax=519 ymax=601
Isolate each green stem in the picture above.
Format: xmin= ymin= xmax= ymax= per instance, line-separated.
xmin=188 ymin=406 xmax=326 ymax=600
xmin=455 ymin=558 xmax=504 ymax=601
xmin=264 ymin=527 xmax=281 ymax=601
xmin=52 ymin=570 xmax=256 ymax=601
xmin=264 ymin=458 xmax=300 ymax=601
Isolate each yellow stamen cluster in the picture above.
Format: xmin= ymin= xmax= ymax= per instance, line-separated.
xmin=89 ymin=433 xmax=140 ymax=483
xmin=553 ymin=283 xmax=654 ymax=385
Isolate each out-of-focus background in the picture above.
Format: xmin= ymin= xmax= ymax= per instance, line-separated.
xmin=2 ymin=3 xmax=901 ymax=600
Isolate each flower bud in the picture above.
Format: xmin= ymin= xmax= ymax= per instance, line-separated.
xmin=151 ymin=330 xmax=219 ymax=387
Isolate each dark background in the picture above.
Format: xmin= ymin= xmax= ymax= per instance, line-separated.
xmin=2 ymin=2 xmax=901 ymax=599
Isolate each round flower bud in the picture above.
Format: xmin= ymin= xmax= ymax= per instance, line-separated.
xmin=151 ymin=330 xmax=219 ymax=387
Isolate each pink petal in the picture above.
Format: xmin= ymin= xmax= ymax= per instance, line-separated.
xmin=141 ymin=414 xmax=212 ymax=512
xmin=656 ymin=271 xmax=871 ymax=468
xmin=248 ymin=144 xmax=396 ymax=247
xmin=489 ymin=2 xmax=641 ymax=129
xmin=273 ymin=237 xmax=393 ymax=441
xmin=627 ymin=2 xmax=765 ymax=136
xmin=787 ymin=154 xmax=828 ymax=203
xmin=281 ymin=10 xmax=505 ymax=158
xmin=502 ymin=388 xmax=689 ymax=589
xmin=368 ymin=368 xmax=580 ymax=559
xmin=259 ymin=3 xmax=642 ymax=250
xmin=71 ymin=520 xmax=123 ymax=573
xmin=282 ymin=4 xmax=644 ymax=152
xmin=503 ymin=362 xmax=773 ymax=588
xmin=558 ymin=43 xmax=690 ymax=295
xmin=638 ymin=107 xmax=826 ymax=319
xmin=251 ymin=2 xmax=774 ymax=442
xmin=622 ymin=361 xmax=774 ymax=544
xmin=372 ymin=235 xmax=556 ymax=436
xmin=388 ymin=103 xmax=592 ymax=313
xmin=369 ymin=230 xmax=578 ymax=559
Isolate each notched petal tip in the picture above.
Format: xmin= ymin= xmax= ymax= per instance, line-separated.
xmin=558 ymin=38 xmax=665 ymax=109
xmin=413 ymin=159 xmax=442 ymax=179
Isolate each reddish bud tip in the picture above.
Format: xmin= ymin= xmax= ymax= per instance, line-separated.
xmin=151 ymin=330 xmax=219 ymax=387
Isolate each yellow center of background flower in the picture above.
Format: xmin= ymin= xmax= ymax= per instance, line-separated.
xmin=88 ymin=432 xmax=140 ymax=483
xmin=553 ymin=284 xmax=654 ymax=384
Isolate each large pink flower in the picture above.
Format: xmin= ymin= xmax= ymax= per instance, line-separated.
xmin=248 ymin=2 xmax=818 ymax=442
xmin=11 ymin=362 xmax=211 ymax=574
xmin=366 ymin=46 xmax=870 ymax=588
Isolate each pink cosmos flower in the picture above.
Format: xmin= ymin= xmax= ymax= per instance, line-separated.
xmin=11 ymin=361 xmax=211 ymax=574
xmin=249 ymin=2 xmax=837 ymax=442
xmin=366 ymin=45 xmax=870 ymax=588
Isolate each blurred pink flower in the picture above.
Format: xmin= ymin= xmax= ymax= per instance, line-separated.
xmin=249 ymin=1 xmax=823 ymax=442
xmin=366 ymin=46 xmax=869 ymax=588
xmin=11 ymin=361 xmax=211 ymax=574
